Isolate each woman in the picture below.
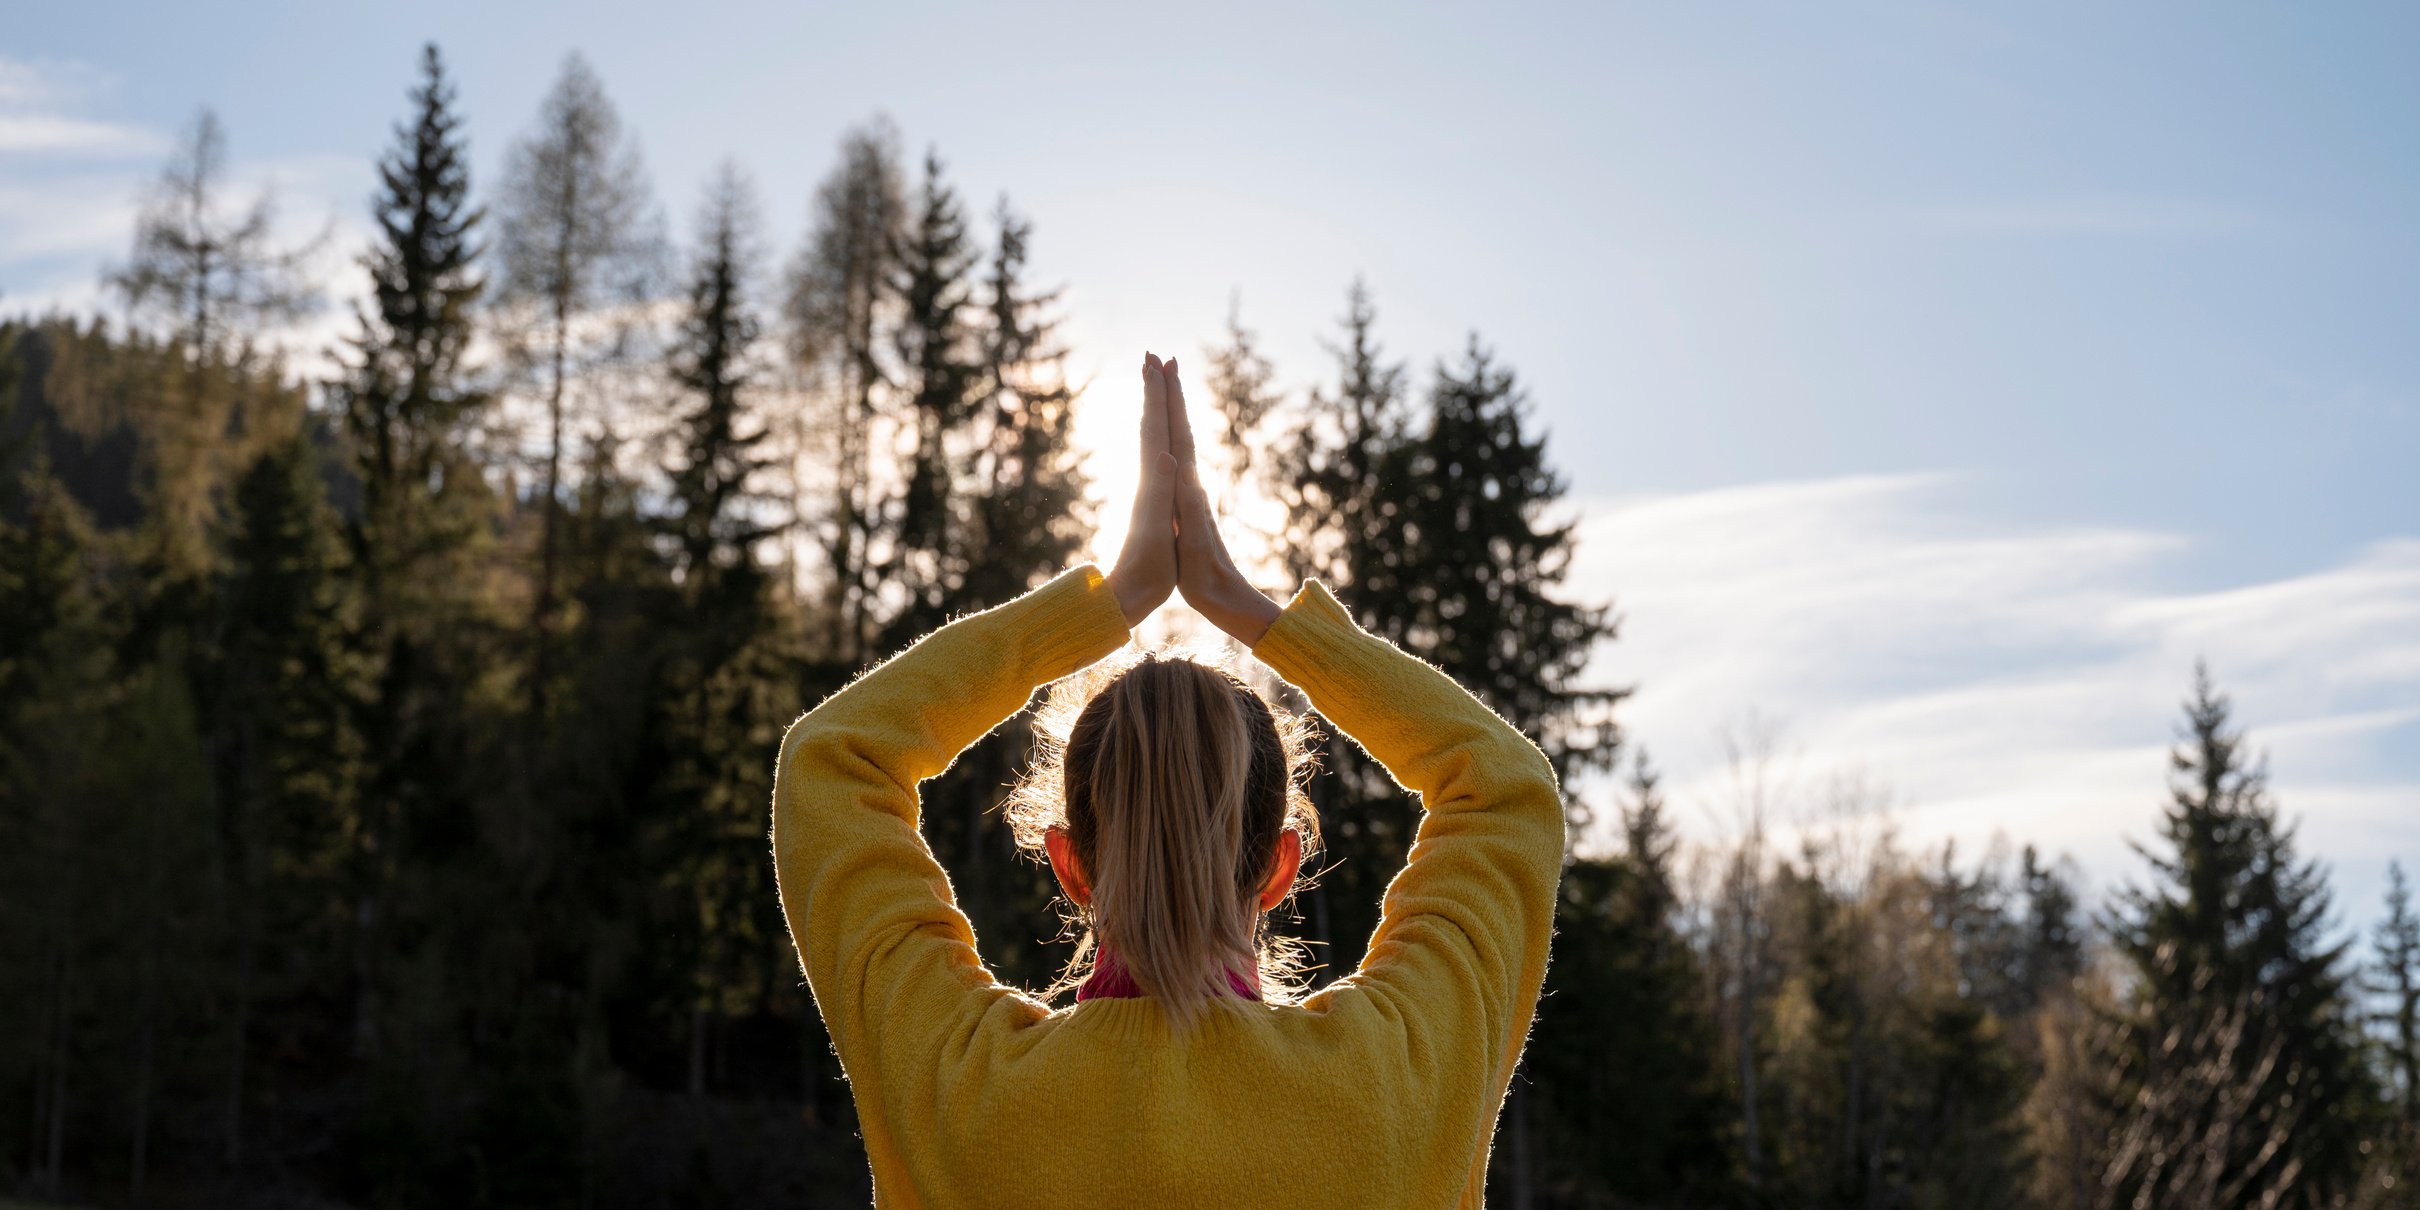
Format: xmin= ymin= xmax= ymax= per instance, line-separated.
xmin=772 ymin=352 xmax=1566 ymax=1208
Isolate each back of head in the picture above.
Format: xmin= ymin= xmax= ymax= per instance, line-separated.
xmin=1009 ymin=650 xmax=1321 ymax=1030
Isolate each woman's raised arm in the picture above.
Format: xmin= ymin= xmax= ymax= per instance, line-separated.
xmin=771 ymin=562 xmax=1131 ymax=1073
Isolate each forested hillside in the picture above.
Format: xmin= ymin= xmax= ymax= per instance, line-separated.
xmin=2 ymin=43 xmax=2414 ymax=1210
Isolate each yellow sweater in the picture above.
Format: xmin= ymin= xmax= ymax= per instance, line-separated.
xmin=772 ymin=564 xmax=1566 ymax=1209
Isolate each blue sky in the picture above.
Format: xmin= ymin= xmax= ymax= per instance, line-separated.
xmin=3 ymin=2 xmax=2414 ymax=929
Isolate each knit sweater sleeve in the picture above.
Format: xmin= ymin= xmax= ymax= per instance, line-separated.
xmin=771 ymin=564 xmax=1131 ymax=1080
xmin=1249 ymin=578 xmax=1567 ymax=1112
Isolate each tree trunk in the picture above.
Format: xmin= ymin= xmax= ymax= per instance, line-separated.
xmin=131 ymin=948 xmax=157 ymax=1198
xmin=225 ymin=883 xmax=256 ymax=1169
xmin=222 ymin=733 xmax=260 ymax=1172
xmin=130 ymin=786 xmax=168 ymax=1199
xmin=1737 ymin=928 xmax=1763 ymax=1187
xmin=34 ymin=890 xmax=75 ymax=1196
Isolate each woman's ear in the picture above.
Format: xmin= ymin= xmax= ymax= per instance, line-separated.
xmin=1044 ymin=826 xmax=1091 ymax=907
xmin=1257 ymin=827 xmax=1304 ymax=912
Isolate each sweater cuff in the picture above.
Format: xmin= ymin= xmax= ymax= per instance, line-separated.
xmin=1015 ymin=563 xmax=1133 ymax=684
xmin=1248 ymin=578 xmax=1374 ymax=700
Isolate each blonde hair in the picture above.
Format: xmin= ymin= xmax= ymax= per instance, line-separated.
xmin=1006 ymin=647 xmax=1323 ymax=1030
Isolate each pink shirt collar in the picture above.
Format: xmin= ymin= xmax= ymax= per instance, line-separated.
xmin=1075 ymin=944 xmax=1262 ymax=1002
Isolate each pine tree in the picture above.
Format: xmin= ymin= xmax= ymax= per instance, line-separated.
xmin=0 ymin=456 xmax=95 ymax=706
xmin=1264 ymin=293 xmax=1628 ymax=1201
xmin=208 ymin=427 xmax=367 ymax=1165
xmin=786 ymin=120 xmax=904 ymax=667
xmin=1261 ymin=283 xmax=1417 ymax=979
xmin=1268 ymin=278 xmax=1409 ymax=596
xmin=1395 ymin=334 xmax=1622 ymax=788
xmin=1619 ymin=752 xmax=1683 ymax=961
xmin=0 ymin=409 xmax=108 ymax=805
xmin=1908 ymin=847 xmax=2037 ymax=1208
xmin=666 ymin=162 xmax=776 ymax=590
xmin=2018 ymin=843 xmax=2085 ymax=1011
xmin=1527 ymin=750 xmax=1734 ymax=1202
xmin=2102 ymin=662 xmax=2373 ymax=1208
xmin=331 ymin=44 xmax=499 ymax=1069
xmin=655 ymin=162 xmax=795 ymax=1094
xmin=494 ymin=51 xmax=658 ymax=716
xmin=92 ymin=655 xmax=220 ymax=1200
xmin=0 ymin=446 xmax=114 ymax=1198
xmin=963 ymin=196 xmax=1087 ymax=611
xmin=882 ymin=150 xmax=982 ymax=645
xmin=923 ymin=197 xmax=1093 ymax=992
xmin=1202 ymin=292 xmax=1283 ymax=484
xmin=2379 ymin=861 xmax=2420 ymax=1125
xmin=339 ymin=43 xmax=492 ymax=610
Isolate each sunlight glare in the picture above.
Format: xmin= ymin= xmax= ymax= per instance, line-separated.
xmin=1071 ymin=360 xmax=1294 ymax=650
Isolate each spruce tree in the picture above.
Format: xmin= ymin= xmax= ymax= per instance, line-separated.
xmin=1910 ymin=848 xmax=2037 ymax=1208
xmin=338 ymin=43 xmax=492 ymax=608
xmin=963 ymin=196 xmax=1087 ymax=611
xmin=1264 ymin=288 xmax=1622 ymax=1002
xmin=0 ymin=452 xmax=94 ymax=706
xmin=2018 ymin=843 xmax=2085 ymax=1010
xmin=927 ymin=197 xmax=1092 ymax=991
xmin=882 ymin=150 xmax=981 ymax=645
xmin=1268 ymin=278 xmax=1409 ymax=597
xmin=665 ymin=162 xmax=776 ymax=590
xmin=1527 ymin=750 xmax=1734 ymax=1202
xmin=0 ymin=448 xmax=114 ymax=1199
xmin=1622 ymin=755 xmax=1676 ymax=898
xmin=2379 ymin=861 xmax=2420 ymax=1125
xmin=1202 ymin=293 xmax=1283 ymax=484
xmin=331 ymin=44 xmax=499 ymax=1069
xmin=2102 ymin=662 xmax=2373 ymax=1207
xmin=468 ymin=420 xmax=670 ymax=1205
xmin=1261 ymin=282 xmax=1417 ymax=978
xmin=208 ymin=428 xmax=366 ymax=1165
xmin=1395 ymin=334 xmax=1622 ymax=788
xmin=655 ymin=162 xmax=795 ymax=1092
xmin=1390 ymin=335 xmax=1622 ymax=1206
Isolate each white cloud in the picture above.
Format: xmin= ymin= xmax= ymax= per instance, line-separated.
xmin=1569 ymin=474 xmax=2420 ymax=931
xmin=0 ymin=174 xmax=146 ymax=264
xmin=0 ymin=114 xmax=162 ymax=156
xmin=0 ymin=57 xmax=156 ymax=158
xmin=0 ymin=54 xmax=159 ymax=312
xmin=0 ymin=57 xmax=111 ymax=108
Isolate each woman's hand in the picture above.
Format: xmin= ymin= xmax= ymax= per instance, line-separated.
xmin=1105 ymin=352 xmax=1181 ymax=628
xmin=1162 ymin=359 xmax=1283 ymax=645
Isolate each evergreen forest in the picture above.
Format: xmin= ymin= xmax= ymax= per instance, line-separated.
xmin=3 ymin=44 xmax=2415 ymax=1210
